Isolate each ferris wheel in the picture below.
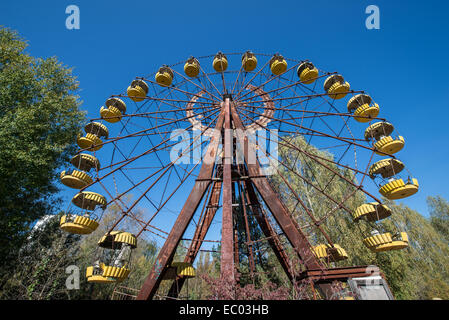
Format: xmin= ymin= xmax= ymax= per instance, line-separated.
xmin=58 ymin=51 xmax=419 ymax=300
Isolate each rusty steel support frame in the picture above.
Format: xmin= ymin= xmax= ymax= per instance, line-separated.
xmin=234 ymin=229 xmax=240 ymax=278
xmin=138 ymin=99 xmax=342 ymax=300
xmin=187 ymin=180 xmax=223 ymax=261
xmin=167 ymin=171 xmax=293 ymax=298
xmin=136 ymin=110 xmax=225 ymax=300
xmin=297 ymin=265 xmax=390 ymax=292
xmin=230 ymin=103 xmax=335 ymax=299
xmin=230 ymin=103 xmax=319 ymax=267
xmin=243 ymin=178 xmax=294 ymax=280
xmin=221 ymin=97 xmax=235 ymax=283
xmin=167 ymin=180 xmax=223 ymax=298
xmin=237 ymin=178 xmax=256 ymax=275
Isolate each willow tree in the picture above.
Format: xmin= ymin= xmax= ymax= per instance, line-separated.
xmin=271 ymin=135 xmax=449 ymax=299
xmin=0 ymin=214 xmax=83 ymax=300
xmin=0 ymin=27 xmax=85 ymax=273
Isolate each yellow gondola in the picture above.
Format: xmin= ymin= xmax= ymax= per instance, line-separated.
xmin=242 ymin=51 xmax=257 ymax=72
xmin=324 ymin=74 xmax=350 ymax=99
xmin=60 ymin=169 xmax=93 ymax=189
xmin=364 ymin=121 xmax=394 ymax=141
xmin=347 ymin=94 xmax=379 ymax=123
xmin=85 ymin=122 xmax=108 ymax=139
xmin=77 ymin=122 xmax=109 ymax=151
xmin=379 ymin=178 xmax=419 ymax=200
xmin=365 ymin=122 xmax=405 ymax=155
xmin=184 ymin=57 xmax=200 ymax=77
xmin=77 ymin=133 xmax=102 ymax=151
xmin=60 ymin=214 xmax=99 ymax=234
xmin=269 ymin=54 xmax=287 ymax=75
xmin=164 ymin=262 xmax=196 ymax=280
xmin=72 ymin=191 xmax=107 ymax=211
xmin=213 ymin=52 xmax=228 ymax=72
xmin=374 ymin=136 xmax=405 ymax=155
xmin=70 ymin=153 xmax=100 ymax=172
xmin=297 ymin=62 xmax=319 ymax=84
xmin=100 ymin=97 xmax=127 ymax=123
xmin=353 ymin=203 xmax=392 ymax=222
xmin=127 ymin=79 xmax=149 ymax=102
xmin=369 ymin=158 xmax=405 ymax=179
xmin=363 ymin=232 xmax=409 ymax=252
xmin=86 ymin=265 xmax=116 ymax=283
xmin=86 ymin=263 xmax=130 ymax=283
xmin=155 ymin=65 xmax=174 ymax=87
xmin=87 ymin=231 xmax=137 ymax=283
xmin=98 ymin=231 xmax=137 ymax=249
xmin=313 ymin=244 xmax=348 ymax=262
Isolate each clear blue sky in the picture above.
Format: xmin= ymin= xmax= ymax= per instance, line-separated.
xmin=1 ymin=0 xmax=449 ymax=222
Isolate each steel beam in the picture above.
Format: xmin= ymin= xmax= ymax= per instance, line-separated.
xmin=136 ymin=110 xmax=225 ymax=300
xmin=230 ymin=103 xmax=319 ymax=268
xmin=298 ymin=265 xmax=383 ymax=283
xmin=167 ymin=180 xmax=223 ymax=298
xmin=221 ymin=97 xmax=235 ymax=283
xmin=243 ymin=178 xmax=294 ymax=279
xmin=230 ymin=103 xmax=337 ymax=298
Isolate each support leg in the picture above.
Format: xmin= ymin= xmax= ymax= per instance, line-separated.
xmin=136 ymin=111 xmax=224 ymax=300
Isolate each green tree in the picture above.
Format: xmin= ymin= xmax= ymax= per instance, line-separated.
xmin=1 ymin=200 xmax=159 ymax=300
xmin=427 ymin=195 xmax=449 ymax=243
xmin=0 ymin=214 xmax=84 ymax=300
xmin=0 ymin=27 xmax=85 ymax=270
xmin=374 ymin=200 xmax=449 ymax=299
xmin=187 ymin=251 xmax=217 ymax=299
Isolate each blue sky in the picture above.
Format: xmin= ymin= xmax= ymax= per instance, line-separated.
xmin=1 ymin=0 xmax=449 ymax=224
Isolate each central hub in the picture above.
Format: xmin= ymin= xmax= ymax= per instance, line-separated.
xmin=222 ymin=93 xmax=233 ymax=101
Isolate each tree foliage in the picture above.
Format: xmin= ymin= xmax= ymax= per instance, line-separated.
xmin=269 ymin=134 xmax=449 ymax=299
xmin=186 ymin=135 xmax=449 ymax=300
xmin=0 ymin=214 xmax=87 ymax=299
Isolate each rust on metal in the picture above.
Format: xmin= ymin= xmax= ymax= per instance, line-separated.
xmin=221 ymin=97 xmax=235 ymax=283
xmin=167 ymin=180 xmax=223 ymax=298
xmin=136 ymin=110 xmax=225 ymax=300
xmin=243 ymin=178 xmax=294 ymax=279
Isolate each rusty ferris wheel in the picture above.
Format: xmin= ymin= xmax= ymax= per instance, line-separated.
xmin=58 ymin=51 xmax=419 ymax=300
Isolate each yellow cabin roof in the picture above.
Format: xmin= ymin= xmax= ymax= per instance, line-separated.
xmin=369 ymin=158 xmax=405 ymax=179
xmin=84 ymin=122 xmax=109 ymax=139
xmin=72 ymin=191 xmax=107 ymax=210
xmin=98 ymin=231 xmax=137 ymax=249
xmin=353 ymin=202 xmax=392 ymax=222
xmin=105 ymin=97 xmax=126 ymax=113
xmin=130 ymin=79 xmax=149 ymax=94
xmin=324 ymin=74 xmax=345 ymax=92
xmin=70 ymin=153 xmax=100 ymax=171
xmin=364 ymin=122 xmax=394 ymax=141
xmin=347 ymin=94 xmax=372 ymax=112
